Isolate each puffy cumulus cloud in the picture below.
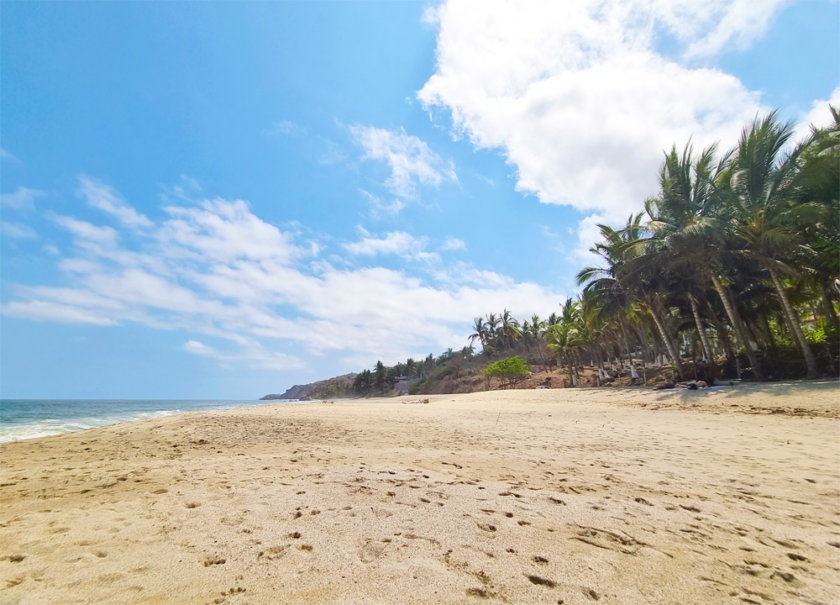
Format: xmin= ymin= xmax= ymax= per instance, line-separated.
xmin=418 ymin=0 xmax=785 ymax=215
xmin=793 ymin=86 xmax=840 ymax=145
xmin=350 ymin=124 xmax=457 ymax=202
xmin=3 ymin=179 xmax=565 ymax=373
xmin=572 ymin=213 xmax=610 ymax=268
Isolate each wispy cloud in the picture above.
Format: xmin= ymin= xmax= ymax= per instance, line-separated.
xmin=3 ymin=180 xmax=565 ymax=371
xmin=160 ymin=198 xmax=304 ymax=264
xmin=261 ymin=119 xmax=303 ymax=137
xmin=1 ymin=222 xmax=37 ymax=239
xmin=358 ymin=189 xmax=405 ymax=219
xmin=0 ymin=148 xmax=19 ymax=163
xmin=183 ymin=339 xmax=305 ymax=370
xmin=48 ymin=213 xmax=119 ymax=246
xmin=350 ymin=125 xmax=457 ymax=207
xmin=1 ymin=299 xmax=119 ymax=326
xmin=0 ymin=186 xmax=45 ymax=210
xmin=78 ymin=176 xmax=153 ymax=229
xmin=440 ymin=237 xmax=466 ymax=251
xmin=343 ymin=229 xmax=439 ymax=263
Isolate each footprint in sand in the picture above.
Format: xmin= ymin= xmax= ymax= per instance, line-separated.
xmin=359 ymin=540 xmax=385 ymax=563
xmin=525 ymin=574 xmax=555 ymax=588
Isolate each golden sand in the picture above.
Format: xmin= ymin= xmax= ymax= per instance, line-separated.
xmin=1 ymin=381 xmax=838 ymax=604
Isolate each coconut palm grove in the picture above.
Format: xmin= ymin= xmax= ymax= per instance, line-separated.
xmin=299 ymin=109 xmax=838 ymax=400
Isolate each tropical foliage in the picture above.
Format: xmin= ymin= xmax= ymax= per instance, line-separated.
xmin=334 ymin=108 xmax=837 ymax=396
xmin=481 ymin=356 xmax=531 ymax=388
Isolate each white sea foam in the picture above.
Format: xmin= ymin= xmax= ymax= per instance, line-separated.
xmin=0 ymin=399 xmax=307 ymax=443
xmin=0 ymin=409 xmax=178 ymax=443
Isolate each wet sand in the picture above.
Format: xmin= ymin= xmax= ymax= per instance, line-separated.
xmin=1 ymin=380 xmax=838 ymax=604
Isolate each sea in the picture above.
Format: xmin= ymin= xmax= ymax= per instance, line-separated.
xmin=0 ymin=399 xmax=302 ymax=443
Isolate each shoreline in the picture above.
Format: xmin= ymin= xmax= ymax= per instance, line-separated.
xmin=1 ymin=380 xmax=838 ymax=603
xmin=0 ymin=398 xmax=308 ymax=444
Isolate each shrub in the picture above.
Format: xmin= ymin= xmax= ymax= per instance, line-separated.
xmin=481 ymin=356 xmax=531 ymax=388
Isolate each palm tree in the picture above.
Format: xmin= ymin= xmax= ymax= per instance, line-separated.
xmin=579 ymin=215 xmax=684 ymax=375
xmin=500 ymin=308 xmax=521 ymax=349
xmin=793 ymin=106 xmax=840 ymax=337
xmin=484 ymin=313 xmax=500 ymax=352
xmin=545 ymin=312 xmax=583 ymax=386
xmin=723 ymin=112 xmax=819 ymax=377
xmin=468 ymin=317 xmax=488 ymax=351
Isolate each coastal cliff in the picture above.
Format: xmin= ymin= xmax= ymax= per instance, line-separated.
xmin=261 ymin=373 xmax=357 ymax=400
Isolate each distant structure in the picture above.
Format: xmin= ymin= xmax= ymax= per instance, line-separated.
xmin=393 ymin=375 xmax=417 ymax=396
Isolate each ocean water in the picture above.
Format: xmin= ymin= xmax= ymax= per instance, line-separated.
xmin=0 ymin=399 xmax=302 ymax=443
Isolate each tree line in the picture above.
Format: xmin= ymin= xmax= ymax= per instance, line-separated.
xmin=350 ymin=108 xmax=837 ymax=394
xmin=473 ymin=109 xmax=838 ymax=383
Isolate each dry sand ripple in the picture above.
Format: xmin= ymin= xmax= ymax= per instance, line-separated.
xmin=1 ymin=380 xmax=838 ymax=604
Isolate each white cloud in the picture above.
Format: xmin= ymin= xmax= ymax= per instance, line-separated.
xmin=1 ymin=300 xmax=119 ymax=326
xmin=0 ymin=186 xmax=45 ymax=210
xmin=343 ymin=230 xmax=438 ymax=262
xmin=261 ymin=120 xmax=302 ymax=137
xmin=4 ymin=181 xmax=566 ymax=373
xmin=183 ymin=340 xmax=217 ymax=356
xmin=160 ymin=198 xmax=305 ymax=264
xmin=183 ymin=339 xmax=305 ymax=371
xmin=49 ymin=214 xmax=119 ymax=246
xmin=793 ymin=86 xmax=840 ymax=145
xmin=440 ymin=237 xmax=466 ymax=251
xmin=78 ymin=176 xmax=153 ymax=229
xmin=674 ymin=0 xmax=790 ymax=59
xmin=358 ymin=189 xmax=405 ymax=219
xmin=573 ymin=213 xmax=610 ymax=267
xmin=419 ymin=0 xmax=784 ymax=215
xmin=1 ymin=222 xmax=37 ymax=239
xmin=0 ymin=148 xmax=19 ymax=163
xmin=351 ymin=124 xmax=457 ymax=202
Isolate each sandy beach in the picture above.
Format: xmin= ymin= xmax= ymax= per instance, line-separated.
xmin=1 ymin=381 xmax=838 ymax=604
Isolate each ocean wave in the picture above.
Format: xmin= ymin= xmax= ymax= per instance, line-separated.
xmin=0 ymin=400 xmax=309 ymax=443
xmin=0 ymin=409 xmax=178 ymax=443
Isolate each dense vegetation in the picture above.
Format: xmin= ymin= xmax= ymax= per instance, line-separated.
xmin=298 ymin=109 xmax=838 ymax=398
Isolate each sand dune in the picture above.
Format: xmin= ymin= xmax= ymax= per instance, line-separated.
xmin=1 ymin=381 xmax=838 ymax=604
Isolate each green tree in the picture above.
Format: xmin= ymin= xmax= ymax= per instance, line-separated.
xmin=481 ymin=356 xmax=531 ymax=388
xmin=374 ymin=360 xmax=386 ymax=389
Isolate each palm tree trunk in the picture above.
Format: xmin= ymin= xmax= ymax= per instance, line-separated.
xmin=821 ymin=287 xmax=839 ymax=334
xmin=688 ymin=294 xmax=714 ymax=363
xmin=646 ymin=305 xmax=682 ymax=376
xmin=709 ymin=273 xmax=764 ymax=380
xmin=767 ymin=266 xmax=819 ymax=378
xmin=760 ymin=313 xmax=777 ymax=353
xmin=711 ymin=315 xmax=736 ymax=368
xmin=633 ymin=324 xmax=652 ymax=364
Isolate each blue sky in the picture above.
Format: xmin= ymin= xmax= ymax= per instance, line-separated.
xmin=1 ymin=0 xmax=838 ymax=399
